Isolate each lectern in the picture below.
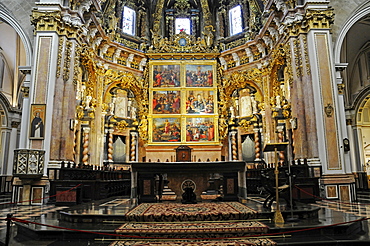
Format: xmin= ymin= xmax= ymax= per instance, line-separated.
xmin=263 ymin=142 xmax=289 ymax=224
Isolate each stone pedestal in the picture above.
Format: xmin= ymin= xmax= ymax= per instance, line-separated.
xmin=320 ymin=174 xmax=356 ymax=202
xmin=12 ymin=176 xmax=49 ymax=205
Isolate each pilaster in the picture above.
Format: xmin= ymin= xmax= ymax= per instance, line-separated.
xmin=30 ymin=3 xmax=86 ymax=170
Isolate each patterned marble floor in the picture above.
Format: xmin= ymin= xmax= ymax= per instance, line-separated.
xmin=0 ymin=195 xmax=370 ymax=245
xmin=0 ymin=204 xmax=68 ymax=231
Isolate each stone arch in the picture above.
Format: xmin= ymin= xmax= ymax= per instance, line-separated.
xmin=334 ymin=4 xmax=370 ymax=64
xmin=0 ymin=5 xmax=33 ymax=66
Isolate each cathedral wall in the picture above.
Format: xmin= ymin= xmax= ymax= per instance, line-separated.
xmin=0 ymin=0 xmax=36 ymax=46
xmin=330 ymin=0 xmax=370 ymax=44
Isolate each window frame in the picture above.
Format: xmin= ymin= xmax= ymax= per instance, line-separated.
xmin=121 ymin=6 xmax=136 ymax=36
xmin=228 ymin=4 xmax=243 ymax=36
xmin=175 ymin=17 xmax=191 ymax=34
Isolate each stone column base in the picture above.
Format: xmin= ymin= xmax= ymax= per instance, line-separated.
xmin=12 ymin=176 xmax=50 ymax=205
xmin=320 ymin=174 xmax=356 ymax=202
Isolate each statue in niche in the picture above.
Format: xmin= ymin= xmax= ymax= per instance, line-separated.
xmin=108 ymin=97 xmax=116 ymax=115
xmin=239 ymin=88 xmax=253 ymax=117
xmin=203 ymin=25 xmax=215 ymax=47
xmin=115 ymin=90 xmax=128 ymax=118
xmin=150 ymin=21 xmax=161 ymax=49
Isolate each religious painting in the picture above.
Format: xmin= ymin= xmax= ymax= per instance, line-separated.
xmin=185 ymin=64 xmax=213 ymax=87
xmin=152 ymin=64 xmax=181 ymax=87
xmin=185 ymin=117 xmax=215 ymax=142
xmin=152 ymin=91 xmax=181 ymax=114
xmin=30 ymin=104 xmax=46 ymax=139
xmin=152 ymin=118 xmax=181 ymax=142
xmin=186 ymin=90 xmax=215 ymax=114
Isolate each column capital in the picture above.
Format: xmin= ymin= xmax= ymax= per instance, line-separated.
xmin=11 ymin=121 xmax=21 ymax=128
xmin=284 ymin=6 xmax=334 ymax=36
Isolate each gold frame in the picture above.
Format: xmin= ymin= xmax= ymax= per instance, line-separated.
xmin=149 ymin=60 xmax=218 ymax=145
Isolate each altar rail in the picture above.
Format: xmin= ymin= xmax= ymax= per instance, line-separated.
xmin=48 ymin=163 xmax=131 ymax=205
xmin=246 ymin=160 xmax=321 ymax=203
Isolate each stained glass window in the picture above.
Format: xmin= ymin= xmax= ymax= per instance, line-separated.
xmin=122 ymin=6 xmax=135 ymax=36
xmin=175 ymin=18 xmax=191 ymax=34
xmin=229 ymin=5 xmax=243 ymax=36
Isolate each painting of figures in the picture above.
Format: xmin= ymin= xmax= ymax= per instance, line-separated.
xmin=185 ymin=64 xmax=213 ymax=87
xmin=30 ymin=104 xmax=46 ymax=139
xmin=153 ymin=64 xmax=181 ymax=87
xmin=152 ymin=118 xmax=181 ymax=142
xmin=186 ymin=118 xmax=215 ymax=142
xmin=186 ymin=90 xmax=214 ymax=114
xmin=152 ymin=91 xmax=181 ymax=114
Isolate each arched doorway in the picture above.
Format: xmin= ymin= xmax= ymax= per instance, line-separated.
xmin=355 ymin=95 xmax=370 ymax=174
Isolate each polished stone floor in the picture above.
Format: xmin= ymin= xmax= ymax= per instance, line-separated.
xmin=0 ymin=193 xmax=369 ymax=245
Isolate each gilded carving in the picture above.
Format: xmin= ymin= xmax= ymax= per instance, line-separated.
xmin=73 ymin=45 xmax=82 ymax=86
xmin=57 ymin=38 xmax=63 ymax=78
xmin=31 ymin=10 xmax=83 ymax=39
xmin=200 ymin=0 xmax=212 ymax=27
xmin=239 ymin=119 xmax=252 ymax=131
xmin=293 ymin=39 xmax=302 ymax=78
xmin=78 ymin=47 xmax=98 ymax=120
xmin=284 ymin=7 xmax=335 ymax=36
xmin=11 ymin=121 xmax=20 ymax=128
xmin=63 ymin=40 xmax=72 ymax=81
xmin=115 ymin=120 xmax=128 ymax=132
xmin=302 ymin=35 xmax=311 ymax=76
xmin=325 ymin=103 xmax=334 ymax=117
xmin=175 ymin=0 xmax=190 ymax=15
xmin=337 ymin=83 xmax=345 ymax=95
xmin=284 ymin=43 xmax=293 ymax=86
xmin=21 ymin=86 xmax=29 ymax=97
xmin=218 ymin=67 xmax=263 ymax=138
xmin=101 ymin=67 xmax=149 ymax=141
xmin=114 ymin=36 xmax=140 ymax=50
xmin=148 ymin=28 xmax=217 ymax=53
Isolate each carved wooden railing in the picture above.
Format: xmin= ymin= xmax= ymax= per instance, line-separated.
xmin=48 ymin=162 xmax=131 ymax=204
xmin=246 ymin=159 xmax=321 ymax=203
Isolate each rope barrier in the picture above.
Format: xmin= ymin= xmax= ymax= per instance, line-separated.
xmin=294 ymin=185 xmax=370 ymax=206
xmin=2 ymin=183 xmax=369 ymax=242
xmin=0 ymin=183 xmax=82 ymax=206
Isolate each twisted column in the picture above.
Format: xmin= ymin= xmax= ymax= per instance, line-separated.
xmin=231 ymin=131 xmax=238 ymax=160
xmin=130 ymin=132 xmax=137 ymax=162
xmin=254 ymin=128 xmax=261 ymax=160
xmin=107 ymin=129 xmax=114 ymax=162
xmin=82 ymin=127 xmax=90 ymax=165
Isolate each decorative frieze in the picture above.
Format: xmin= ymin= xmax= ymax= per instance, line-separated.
xmin=284 ymin=7 xmax=335 ymax=36
xmin=31 ymin=10 xmax=84 ymax=40
xmin=63 ymin=40 xmax=72 ymax=81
